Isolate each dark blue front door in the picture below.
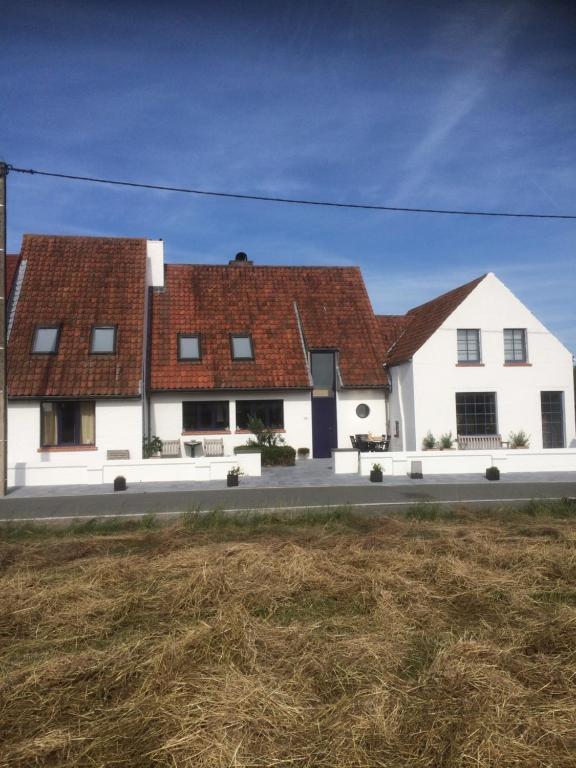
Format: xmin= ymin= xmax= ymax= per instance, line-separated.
xmin=310 ymin=351 xmax=338 ymax=458
xmin=312 ymin=395 xmax=338 ymax=458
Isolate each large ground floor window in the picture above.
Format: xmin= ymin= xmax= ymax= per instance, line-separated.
xmin=236 ymin=399 xmax=284 ymax=429
xmin=541 ymin=391 xmax=565 ymax=448
xmin=456 ymin=392 xmax=497 ymax=435
xmin=182 ymin=401 xmax=229 ymax=431
xmin=41 ymin=401 xmax=95 ymax=447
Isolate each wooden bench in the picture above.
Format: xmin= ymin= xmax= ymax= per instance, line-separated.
xmin=161 ymin=440 xmax=181 ymax=458
xmin=203 ymin=438 xmax=224 ymax=457
xmin=457 ymin=435 xmax=504 ymax=450
xmin=106 ymin=449 xmax=130 ymax=460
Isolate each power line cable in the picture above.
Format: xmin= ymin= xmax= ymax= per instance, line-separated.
xmin=6 ymin=164 xmax=576 ymax=220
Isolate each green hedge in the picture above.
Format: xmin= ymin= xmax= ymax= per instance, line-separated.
xmin=233 ymin=445 xmax=263 ymax=454
xmin=261 ymin=445 xmax=296 ymax=466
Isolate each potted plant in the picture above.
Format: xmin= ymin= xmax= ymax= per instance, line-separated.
xmin=297 ymin=447 xmax=310 ymax=460
xmin=227 ymin=465 xmax=243 ymax=487
xmin=509 ymin=430 xmax=530 ymax=449
xmin=439 ymin=431 xmax=454 ymax=450
xmin=370 ymin=463 xmax=383 ymax=482
xmin=485 ymin=466 xmax=500 ymax=481
xmin=143 ymin=435 xmax=163 ymax=458
xmin=422 ymin=431 xmax=437 ymax=450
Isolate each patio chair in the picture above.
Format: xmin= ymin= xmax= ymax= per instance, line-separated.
xmin=350 ymin=435 xmax=359 ymax=449
xmin=203 ymin=438 xmax=224 ymax=457
xmin=161 ymin=440 xmax=181 ymax=458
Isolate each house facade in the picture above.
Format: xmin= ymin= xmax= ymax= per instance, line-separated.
xmin=5 ymin=234 xmax=575 ymax=486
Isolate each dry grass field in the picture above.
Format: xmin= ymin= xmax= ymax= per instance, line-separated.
xmin=1 ymin=502 xmax=576 ymax=767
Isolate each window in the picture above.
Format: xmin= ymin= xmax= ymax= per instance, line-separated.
xmin=541 ymin=392 xmax=565 ymax=448
xmin=456 ymin=392 xmax=497 ymax=435
xmin=504 ymin=328 xmax=527 ymax=363
xmin=457 ymin=329 xmax=481 ymax=363
xmin=356 ymin=403 xmax=370 ymax=419
xmin=311 ymin=351 xmax=336 ymax=396
xmin=90 ymin=326 xmax=117 ymax=354
xmin=178 ymin=334 xmax=201 ymax=360
xmin=32 ymin=326 xmax=60 ymax=354
xmin=182 ymin=401 xmax=229 ymax=431
xmin=41 ymin=401 xmax=95 ymax=447
xmin=231 ymin=334 xmax=254 ymax=360
xmin=236 ymin=400 xmax=284 ymax=429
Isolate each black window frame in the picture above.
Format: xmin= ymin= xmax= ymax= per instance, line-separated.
xmin=455 ymin=392 xmax=498 ymax=436
xmin=182 ymin=400 xmax=230 ymax=432
xmin=230 ymin=333 xmax=254 ymax=361
xmin=177 ymin=333 xmax=202 ymax=361
xmin=236 ymin=399 xmax=284 ymax=430
xmin=504 ymin=328 xmax=528 ymax=363
xmin=40 ymin=400 xmax=96 ymax=447
xmin=32 ymin=325 xmax=61 ymax=355
xmin=89 ymin=325 xmax=118 ymax=355
xmin=540 ymin=391 xmax=565 ymax=448
xmin=457 ymin=329 xmax=481 ymax=363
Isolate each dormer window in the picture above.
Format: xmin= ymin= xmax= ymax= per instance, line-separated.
xmin=231 ymin=334 xmax=254 ymax=360
xmin=178 ymin=333 xmax=201 ymax=361
xmin=90 ymin=326 xmax=117 ymax=354
xmin=32 ymin=326 xmax=60 ymax=354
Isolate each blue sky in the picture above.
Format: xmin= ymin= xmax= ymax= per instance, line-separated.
xmin=2 ymin=0 xmax=575 ymax=354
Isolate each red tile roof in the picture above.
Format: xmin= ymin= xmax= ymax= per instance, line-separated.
xmin=150 ymin=264 xmax=388 ymax=390
xmin=376 ymin=315 xmax=410 ymax=355
xmin=384 ymin=274 xmax=487 ymax=365
xmin=6 ymin=254 xmax=21 ymax=296
xmin=8 ymin=235 xmax=147 ymax=397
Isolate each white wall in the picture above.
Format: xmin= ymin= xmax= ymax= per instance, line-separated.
xmin=387 ymin=363 xmax=416 ymax=451
xmin=150 ymin=390 xmax=313 ymax=454
xmin=8 ymin=399 xmax=144 ymax=486
xmin=336 ymin=389 xmax=387 ymax=448
xmin=409 ymin=273 xmax=575 ymax=451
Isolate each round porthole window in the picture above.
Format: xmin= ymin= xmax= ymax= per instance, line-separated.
xmin=356 ymin=403 xmax=370 ymax=419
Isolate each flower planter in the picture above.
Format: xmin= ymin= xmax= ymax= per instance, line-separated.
xmin=485 ymin=467 xmax=500 ymax=481
xmin=227 ymin=474 xmax=239 ymax=487
xmin=370 ymin=469 xmax=383 ymax=483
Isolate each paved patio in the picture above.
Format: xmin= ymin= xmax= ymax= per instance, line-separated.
xmin=5 ymin=458 xmax=576 ymax=498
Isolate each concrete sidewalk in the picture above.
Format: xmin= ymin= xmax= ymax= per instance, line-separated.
xmin=0 ymin=459 xmax=575 ymax=521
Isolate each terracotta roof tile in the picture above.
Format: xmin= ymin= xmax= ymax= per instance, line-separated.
xmin=376 ymin=315 xmax=410 ymax=355
xmin=8 ymin=235 xmax=147 ymax=397
xmin=150 ymin=264 xmax=388 ymax=390
xmin=385 ymin=274 xmax=487 ymax=365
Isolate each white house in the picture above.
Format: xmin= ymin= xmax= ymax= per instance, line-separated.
xmin=5 ymin=235 xmax=575 ymax=486
xmin=382 ymin=273 xmax=576 ymax=452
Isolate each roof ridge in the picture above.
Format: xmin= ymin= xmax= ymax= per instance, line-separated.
xmin=406 ymin=273 xmax=488 ymax=315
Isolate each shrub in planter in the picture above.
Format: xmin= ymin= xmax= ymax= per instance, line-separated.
xmin=297 ymin=447 xmax=310 ymax=459
xmin=370 ymin=463 xmax=383 ymax=482
xmin=422 ymin=431 xmax=437 ymax=450
xmin=113 ymin=475 xmax=127 ymax=492
xmin=485 ymin=466 xmax=500 ymax=481
xmin=143 ymin=435 xmax=163 ymax=458
xmin=234 ymin=445 xmax=263 ymax=454
xmin=261 ymin=445 xmax=296 ymax=466
xmin=439 ymin=431 xmax=454 ymax=450
xmin=509 ymin=430 xmax=530 ymax=448
xmin=227 ymin=465 xmax=243 ymax=487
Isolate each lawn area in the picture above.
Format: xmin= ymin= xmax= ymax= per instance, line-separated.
xmin=1 ymin=502 xmax=576 ymax=767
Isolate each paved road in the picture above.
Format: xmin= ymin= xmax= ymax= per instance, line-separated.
xmin=1 ymin=480 xmax=575 ymax=522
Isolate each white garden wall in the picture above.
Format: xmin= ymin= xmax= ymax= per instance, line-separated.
xmin=8 ymin=399 xmax=144 ymax=486
xmin=410 ymin=273 xmax=575 ymax=451
xmin=356 ymin=448 xmax=576 ymax=477
xmin=150 ymin=390 xmax=313 ymax=455
xmin=336 ymin=389 xmax=387 ymax=449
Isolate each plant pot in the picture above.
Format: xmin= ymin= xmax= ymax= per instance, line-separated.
xmin=370 ymin=470 xmax=383 ymax=483
xmin=227 ymin=474 xmax=239 ymax=487
xmin=485 ymin=467 xmax=500 ymax=481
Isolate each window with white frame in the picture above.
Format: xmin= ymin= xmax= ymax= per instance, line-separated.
xmin=504 ymin=328 xmax=527 ymax=363
xmin=457 ymin=329 xmax=481 ymax=363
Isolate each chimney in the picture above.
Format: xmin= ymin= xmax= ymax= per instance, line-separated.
xmin=229 ymin=251 xmax=253 ymax=265
xmin=146 ymin=239 xmax=165 ymax=288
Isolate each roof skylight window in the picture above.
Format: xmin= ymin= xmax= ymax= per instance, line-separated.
xmin=32 ymin=326 xmax=60 ymax=354
xmin=178 ymin=334 xmax=201 ymax=360
xmin=90 ymin=326 xmax=117 ymax=354
xmin=231 ymin=334 xmax=254 ymax=360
